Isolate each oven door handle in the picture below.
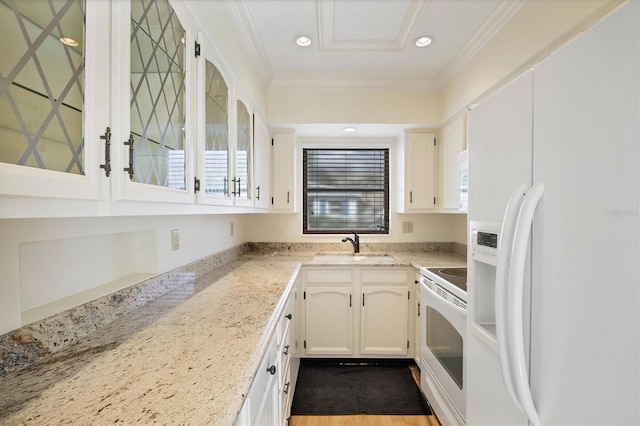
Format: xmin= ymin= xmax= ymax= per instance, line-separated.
xmin=495 ymin=182 xmax=528 ymax=413
xmin=508 ymin=181 xmax=544 ymax=426
xmin=420 ymin=281 xmax=466 ymax=316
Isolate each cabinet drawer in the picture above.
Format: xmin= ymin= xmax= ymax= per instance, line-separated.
xmin=277 ymin=296 xmax=294 ymax=346
xmin=305 ymin=269 xmax=353 ymax=283
xmin=361 ymin=268 xmax=408 ymax=283
xmin=248 ymin=336 xmax=278 ymax=425
xmin=280 ymin=362 xmax=293 ymax=422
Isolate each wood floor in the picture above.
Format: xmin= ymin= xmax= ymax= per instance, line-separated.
xmin=288 ymin=364 xmax=441 ymax=426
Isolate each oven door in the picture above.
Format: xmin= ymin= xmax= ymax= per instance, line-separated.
xmin=420 ymin=276 xmax=466 ymax=423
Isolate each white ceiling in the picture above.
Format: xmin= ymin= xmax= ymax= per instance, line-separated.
xmin=226 ymin=0 xmax=524 ymax=91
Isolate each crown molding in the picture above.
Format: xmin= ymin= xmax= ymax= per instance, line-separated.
xmin=269 ymin=77 xmax=439 ymax=92
xmin=226 ymin=0 xmax=273 ymax=84
xmin=432 ymin=0 xmax=526 ymax=90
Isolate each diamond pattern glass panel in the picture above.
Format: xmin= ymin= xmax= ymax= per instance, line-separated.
xmin=0 ymin=0 xmax=85 ymax=174
xmin=204 ymin=60 xmax=229 ymax=196
xmin=130 ymin=0 xmax=186 ymax=189
xmin=236 ymin=100 xmax=250 ymax=199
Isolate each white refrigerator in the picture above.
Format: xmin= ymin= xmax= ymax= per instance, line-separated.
xmin=466 ymin=2 xmax=639 ymax=425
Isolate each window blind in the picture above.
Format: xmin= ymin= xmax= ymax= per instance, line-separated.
xmin=303 ymin=149 xmax=389 ymax=234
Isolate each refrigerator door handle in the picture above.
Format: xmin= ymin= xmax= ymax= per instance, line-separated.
xmin=507 ymin=181 xmax=544 ymax=426
xmin=495 ymin=182 xmax=528 ymax=413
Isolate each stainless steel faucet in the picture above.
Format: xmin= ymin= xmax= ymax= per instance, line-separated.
xmin=341 ymin=232 xmax=360 ymax=253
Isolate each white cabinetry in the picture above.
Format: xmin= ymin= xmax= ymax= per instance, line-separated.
xmin=1 ymin=0 xmax=272 ymax=218
xmin=253 ymin=112 xmax=271 ymax=210
xmin=439 ymin=116 xmax=466 ymax=212
xmin=360 ymin=268 xmax=410 ymax=356
xmin=397 ymin=130 xmax=436 ymax=212
xmin=0 ymin=0 xmax=111 ymax=211
xmin=301 ymin=267 xmax=411 ymax=358
xmin=246 ymin=335 xmax=279 ymax=426
xmin=271 ymin=132 xmax=295 ymax=212
xmin=237 ymin=290 xmax=298 ymax=426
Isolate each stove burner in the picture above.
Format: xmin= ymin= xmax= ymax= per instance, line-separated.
xmin=427 ymin=267 xmax=467 ymax=292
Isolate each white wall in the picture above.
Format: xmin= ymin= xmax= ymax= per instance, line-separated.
xmin=0 ymin=214 xmax=246 ymax=334
xmin=269 ymin=89 xmax=442 ymax=127
xmin=244 ymin=212 xmax=459 ymax=244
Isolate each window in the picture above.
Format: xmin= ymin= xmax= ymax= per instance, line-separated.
xmin=303 ymin=148 xmax=389 ymax=234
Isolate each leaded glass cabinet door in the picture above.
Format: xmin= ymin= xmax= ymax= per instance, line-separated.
xmin=0 ymin=0 xmax=110 ymax=205
xmin=197 ymin=43 xmax=232 ymax=206
xmin=111 ymin=0 xmax=194 ymax=203
xmin=234 ymin=99 xmax=252 ymax=206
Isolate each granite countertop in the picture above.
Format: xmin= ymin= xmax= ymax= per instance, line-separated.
xmin=0 ymin=250 xmax=465 ymax=425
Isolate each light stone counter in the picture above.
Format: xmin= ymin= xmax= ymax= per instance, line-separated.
xmin=0 ymin=247 xmax=465 ymax=425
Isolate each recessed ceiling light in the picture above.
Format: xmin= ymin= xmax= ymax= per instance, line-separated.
xmin=414 ymin=35 xmax=433 ymax=47
xmin=60 ymin=37 xmax=78 ymax=47
xmin=343 ymin=127 xmax=357 ymax=133
xmin=295 ymin=35 xmax=312 ymax=47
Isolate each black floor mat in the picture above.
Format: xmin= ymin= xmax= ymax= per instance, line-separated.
xmin=291 ymin=359 xmax=431 ymax=416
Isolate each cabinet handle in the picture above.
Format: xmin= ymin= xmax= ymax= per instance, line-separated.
xmin=285 ymin=313 xmax=292 ymax=320
xmin=283 ymin=381 xmax=291 ymax=394
xmin=414 ymin=279 xmax=419 ymax=284
xmin=99 ymin=127 xmax=111 ymax=177
xmin=232 ymin=177 xmax=240 ymax=196
xmin=283 ymin=345 xmax=290 ymax=356
xmin=123 ymin=134 xmax=134 ymax=180
xmin=362 ymin=294 xmax=365 ymax=306
xmin=287 ymin=191 xmax=290 ymax=204
xmin=223 ymin=177 xmax=228 ymax=196
xmin=256 ymin=185 xmax=260 ymax=200
xmin=267 ymin=365 xmax=276 ymax=375
xmin=349 ymin=294 xmax=352 ymax=307
xmin=410 ymin=191 xmax=413 ymax=203
xmin=418 ymin=302 xmax=421 ymax=317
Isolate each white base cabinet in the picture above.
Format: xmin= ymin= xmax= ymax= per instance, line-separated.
xmin=304 ymin=285 xmax=354 ymax=355
xmin=301 ymin=267 xmax=412 ymax=358
xmin=360 ymin=285 xmax=409 ymax=356
xmin=237 ymin=290 xmax=298 ymax=426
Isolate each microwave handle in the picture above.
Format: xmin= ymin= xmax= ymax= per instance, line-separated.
xmin=508 ymin=181 xmax=544 ymax=426
xmin=495 ymin=182 xmax=528 ymax=413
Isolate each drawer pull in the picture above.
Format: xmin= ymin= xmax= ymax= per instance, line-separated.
xmin=285 ymin=313 xmax=292 ymax=320
xmin=267 ymin=365 xmax=276 ymax=375
xmin=284 ymin=381 xmax=291 ymax=394
xmin=283 ymin=345 xmax=290 ymax=356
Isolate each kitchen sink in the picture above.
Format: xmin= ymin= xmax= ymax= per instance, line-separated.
xmin=312 ymin=253 xmax=397 ymax=264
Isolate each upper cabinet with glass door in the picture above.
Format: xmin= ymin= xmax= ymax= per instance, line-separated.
xmin=234 ymin=98 xmax=252 ymax=207
xmin=196 ymin=35 xmax=253 ymax=208
xmin=111 ymin=0 xmax=195 ymax=204
xmin=1 ymin=0 xmax=265 ymax=216
xmin=197 ymin=48 xmax=232 ymax=206
xmin=0 ymin=0 xmax=110 ymax=208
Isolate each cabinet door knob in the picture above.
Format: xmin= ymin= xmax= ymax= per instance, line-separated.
xmin=283 ymin=345 xmax=290 ymax=356
xmin=267 ymin=365 xmax=276 ymax=375
xmin=284 ymin=381 xmax=291 ymax=394
xmin=285 ymin=313 xmax=292 ymax=320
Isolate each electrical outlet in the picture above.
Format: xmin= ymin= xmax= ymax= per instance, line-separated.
xmin=230 ymin=222 xmax=234 ymax=237
xmin=171 ymin=229 xmax=180 ymax=250
xmin=401 ymin=221 xmax=413 ymax=233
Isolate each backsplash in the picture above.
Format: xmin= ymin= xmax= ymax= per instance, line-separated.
xmin=246 ymin=241 xmax=460 ymax=254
